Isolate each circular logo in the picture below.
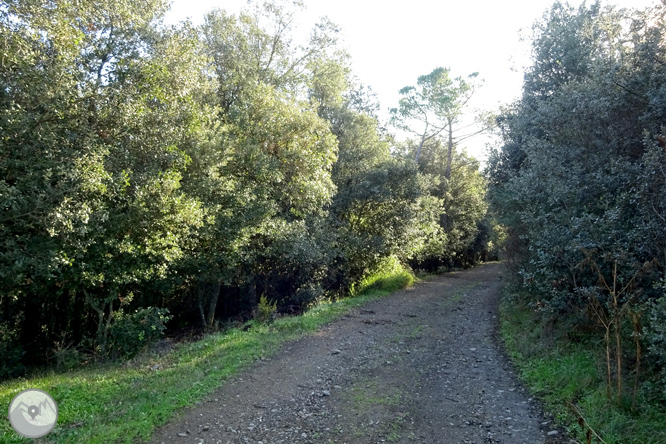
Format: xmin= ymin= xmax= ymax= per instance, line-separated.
xmin=8 ymin=389 xmax=58 ymax=438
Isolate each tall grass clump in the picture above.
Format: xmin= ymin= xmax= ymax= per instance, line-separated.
xmin=351 ymin=256 xmax=415 ymax=296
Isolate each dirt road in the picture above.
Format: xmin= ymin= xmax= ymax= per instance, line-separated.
xmin=151 ymin=263 xmax=568 ymax=444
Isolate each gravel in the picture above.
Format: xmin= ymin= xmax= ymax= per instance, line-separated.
xmin=151 ymin=263 xmax=573 ymax=444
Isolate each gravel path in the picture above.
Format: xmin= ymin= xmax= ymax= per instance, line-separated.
xmin=151 ymin=263 xmax=571 ymax=444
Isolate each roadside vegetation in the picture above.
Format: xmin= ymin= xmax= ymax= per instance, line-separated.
xmin=501 ymin=292 xmax=666 ymax=444
xmin=0 ymin=262 xmax=415 ymax=443
xmin=7 ymin=0 xmax=666 ymax=442
xmin=1 ymin=0 xmax=501 ymax=442
xmin=490 ymin=1 xmax=666 ymax=443
xmin=0 ymin=0 xmax=496 ymax=384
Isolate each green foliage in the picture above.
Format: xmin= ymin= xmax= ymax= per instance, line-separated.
xmin=308 ymin=53 xmax=438 ymax=294
xmin=489 ymin=0 xmax=666 ymax=432
xmin=389 ymin=67 xmax=481 ymax=166
xmin=0 ymin=0 xmax=484 ymax=377
xmin=255 ymin=295 xmax=277 ymax=324
xmin=399 ymin=140 xmax=490 ymax=270
xmin=0 ymin=0 xmax=207 ymax=363
xmin=352 ymin=256 xmax=415 ymax=296
xmin=488 ymin=2 xmax=666 ymax=322
xmin=106 ymin=307 xmax=171 ymax=359
xmin=388 ymin=68 xmax=490 ymax=272
xmin=0 ymin=271 xmax=405 ymax=444
xmin=645 ymin=280 xmax=666 ymax=397
xmin=51 ymin=340 xmax=87 ymax=372
xmin=488 ymin=2 xmax=666 ymax=303
xmin=501 ymin=292 xmax=666 ymax=444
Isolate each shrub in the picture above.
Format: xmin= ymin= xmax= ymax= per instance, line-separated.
xmin=106 ymin=307 xmax=171 ymax=359
xmin=645 ymin=281 xmax=666 ymax=397
xmin=352 ymin=256 xmax=414 ymax=296
xmin=293 ymin=283 xmax=325 ymax=308
xmin=51 ymin=340 xmax=88 ymax=371
xmin=255 ymin=295 xmax=277 ymax=324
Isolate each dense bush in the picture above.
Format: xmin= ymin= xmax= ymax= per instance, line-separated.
xmin=0 ymin=0 xmax=488 ymax=375
xmin=106 ymin=307 xmax=171 ymax=359
xmin=488 ymin=0 xmax=666 ymax=403
xmin=255 ymin=296 xmax=278 ymax=324
xmin=646 ymin=281 xmax=666 ymax=396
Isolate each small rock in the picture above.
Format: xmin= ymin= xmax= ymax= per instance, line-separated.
xmin=321 ymin=390 xmax=331 ymax=396
xmin=202 ymin=425 xmax=210 ymax=432
xmin=332 ymin=349 xmax=341 ymax=355
xmin=177 ymin=432 xmax=188 ymax=437
xmin=547 ymin=430 xmax=559 ymax=436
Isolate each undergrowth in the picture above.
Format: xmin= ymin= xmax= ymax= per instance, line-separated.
xmin=500 ymin=291 xmax=666 ymax=444
xmin=351 ymin=256 xmax=415 ymax=296
xmin=0 ymin=264 xmax=415 ymax=443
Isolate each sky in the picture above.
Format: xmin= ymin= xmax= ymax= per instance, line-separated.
xmin=165 ymin=0 xmax=659 ymax=161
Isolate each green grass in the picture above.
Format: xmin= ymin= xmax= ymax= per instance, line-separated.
xmin=0 ymin=267 xmax=415 ymax=444
xmin=500 ymin=293 xmax=666 ymax=444
xmin=352 ymin=256 xmax=415 ymax=296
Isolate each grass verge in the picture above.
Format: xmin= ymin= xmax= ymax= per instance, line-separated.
xmin=0 ymin=267 xmax=414 ymax=444
xmin=499 ymin=292 xmax=666 ymax=444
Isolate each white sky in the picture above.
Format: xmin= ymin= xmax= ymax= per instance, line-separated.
xmin=165 ymin=0 xmax=658 ymax=161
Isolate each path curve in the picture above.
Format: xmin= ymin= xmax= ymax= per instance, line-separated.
xmin=152 ymin=264 xmax=569 ymax=444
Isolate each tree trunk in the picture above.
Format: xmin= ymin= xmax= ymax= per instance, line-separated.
xmin=197 ymin=284 xmax=206 ymax=329
xmin=248 ymin=279 xmax=258 ymax=307
xmin=605 ymin=326 xmax=612 ymax=398
xmin=631 ymin=311 xmax=642 ymax=409
xmin=612 ymin=261 xmax=622 ymax=404
xmin=205 ymin=279 xmax=222 ymax=328
xmin=415 ymin=132 xmax=426 ymax=163
xmin=445 ymin=116 xmax=453 ymax=180
xmin=84 ymin=288 xmax=111 ymax=354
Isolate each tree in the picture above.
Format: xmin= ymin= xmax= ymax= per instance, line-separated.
xmin=173 ymin=1 xmax=343 ymax=327
xmin=202 ymin=2 xmax=340 ymax=116
xmin=306 ymin=55 xmax=439 ymax=292
xmin=0 ymin=0 xmax=210 ymax=357
xmin=389 ymin=68 xmax=489 ymax=270
xmin=401 ymin=139 xmax=488 ymax=270
xmin=487 ymin=0 xmax=666 ymax=402
xmin=0 ymin=0 xmax=496 ymax=374
xmin=390 ymin=67 xmax=482 ymax=178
